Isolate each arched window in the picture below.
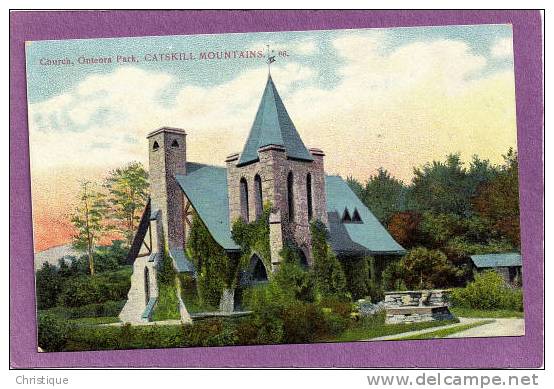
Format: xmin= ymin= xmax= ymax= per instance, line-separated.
xmin=171 ymin=139 xmax=179 ymax=148
xmin=240 ymin=178 xmax=249 ymax=221
xmin=152 ymin=141 xmax=160 ymax=151
xmin=144 ymin=267 xmax=150 ymax=305
xmin=342 ymin=208 xmax=352 ymax=223
xmin=306 ymin=173 xmax=313 ymax=221
xmin=251 ymin=255 xmax=268 ymax=282
xmin=352 ymin=208 xmax=362 ymax=223
xmin=254 ymin=174 xmax=263 ymax=219
xmin=287 ymin=172 xmax=295 ymax=221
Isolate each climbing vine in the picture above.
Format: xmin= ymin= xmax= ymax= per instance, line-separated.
xmin=231 ymin=202 xmax=272 ymax=275
xmin=187 ymin=213 xmax=237 ymax=307
xmin=310 ymin=220 xmax=349 ymax=301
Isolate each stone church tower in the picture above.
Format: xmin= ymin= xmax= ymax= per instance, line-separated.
xmin=226 ymin=75 xmax=328 ymax=269
xmin=147 ymin=127 xmax=187 ymax=251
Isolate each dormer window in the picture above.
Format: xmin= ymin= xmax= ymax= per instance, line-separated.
xmin=352 ymin=208 xmax=362 ymax=223
xmin=342 ymin=208 xmax=363 ymax=223
xmin=171 ymin=139 xmax=179 ymax=148
xmin=342 ymin=208 xmax=352 ymax=223
xmin=152 ymin=141 xmax=160 ymax=151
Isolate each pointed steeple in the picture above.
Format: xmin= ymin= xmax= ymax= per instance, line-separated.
xmin=237 ymin=75 xmax=313 ymax=166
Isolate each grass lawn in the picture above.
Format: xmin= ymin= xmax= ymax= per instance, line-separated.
xmin=68 ymin=316 xmax=121 ymax=325
xmin=331 ymin=312 xmax=460 ymax=342
xmin=450 ymin=307 xmax=524 ymax=318
xmin=395 ymin=320 xmax=495 ymax=340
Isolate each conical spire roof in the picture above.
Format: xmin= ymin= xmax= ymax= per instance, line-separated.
xmin=237 ymin=75 xmax=313 ymax=166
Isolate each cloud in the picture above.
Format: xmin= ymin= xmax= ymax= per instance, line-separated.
xmin=490 ymin=37 xmax=513 ymax=58
xmin=28 ymin=62 xmax=315 ymax=173
xmin=281 ymin=34 xmax=515 ymax=181
xmin=29 ymin=30 xmax=518 ymax=251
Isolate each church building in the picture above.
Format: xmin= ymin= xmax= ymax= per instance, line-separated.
xmin=120 ymin=74 xmax=405 ymax=323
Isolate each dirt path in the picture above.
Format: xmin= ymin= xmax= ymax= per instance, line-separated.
xmin=446 ymin=318 xmax=524 ymax=338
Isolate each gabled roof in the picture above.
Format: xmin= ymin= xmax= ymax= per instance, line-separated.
xmin=175 ymin=165 xmax=240 ymax=251
xmin=175 ymin=165 xmax=404 ymax=256
xmin=325 ymin=175 xmax=406 ymax=255
xmin=237 ymin=75 xmax=313 ymax=166
xmin=470 ymin=253 xmax=522 ymax=268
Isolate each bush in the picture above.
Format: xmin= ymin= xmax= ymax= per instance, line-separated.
xmin=450 ymin=271 xmax=523 ymax=311
xmin=35 ymin=263 xmax=63 ymax=310
xmin=341 ymin=256 xmax=372 ymax=300
xmin=56 ymin=269 xmax=131 ymax=307
xmin=40 ymin=300 xmax=126 ymax=319
xmin=282 ymin=301 xmax=327 ymax=343
xmin=274 ymin=243 xmax=316 ymax=303
xmin=38 ymin=314 xmax=71 ymax=352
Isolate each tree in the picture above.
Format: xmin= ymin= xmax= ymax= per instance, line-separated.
xmin=347 ymin=169 xmax=406 ymax=224
xmin=104 ymin=162 xmax=149 ymax=245
xmin=395 ymin=247 xmax=461 ymax=289
xmin=71 ymin=181 xmax=109 ymax=276
xmin=35 ymin=263 xmax=63 ymax=310
xmin=362 ymin=168 xmax=406 ymax=223
xmin=408 ymin=154 xmax=472 ymax=216
xmin=387 ymin=211 xmax=423 ymax=248
xmin=473 ymin=149 xmax=520 ymax=247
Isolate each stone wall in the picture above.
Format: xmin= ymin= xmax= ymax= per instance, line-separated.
xmin=384 ymin=290 xmax=453 ymax=324
xmin=226 ymin=146 xmax=327 ymax=267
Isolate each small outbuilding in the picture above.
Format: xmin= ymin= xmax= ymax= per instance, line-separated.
xmin=470 ymin=252 xmax=522 ymax=287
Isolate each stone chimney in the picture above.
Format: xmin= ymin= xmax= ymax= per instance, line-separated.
xmin=147 ymin=127 xmax=187 ymax=251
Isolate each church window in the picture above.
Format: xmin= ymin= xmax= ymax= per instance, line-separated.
xmin=352 ymin=208 xmax=362 ymax=223
xmin=152 ymin=141 xmax=159 ymax=151
xmin=254 ymin=174 xmax=263 ymax=219
xmin=306 ymin=173 xmax=313 ymax=221
xmin=171 ymin=139 xmax=179 ymax=148
xmin=342 ymin=208 xmax=352 ymax=222
xmin=287 ymin=171 xmax=295 ymax=221
xmin=240 ymin=177 xmax=249 ymax=221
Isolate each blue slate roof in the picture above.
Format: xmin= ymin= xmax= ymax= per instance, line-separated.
xmin=470 ymin=253 xmax=522 ymax=268
xmin=325 ymin=175 xmax=406 ymax=255
xmin=176 ymin=165 xmax=404 ymax=256
xmin=170 ymin=248 xmax=196 ymax=273
xmin=175 ymin=166 xmax=240 ymax=251
xmin=237 ymin=75 xmax=313 ymax=166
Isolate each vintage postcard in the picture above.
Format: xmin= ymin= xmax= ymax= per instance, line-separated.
xmin=26 ymin=25 xmax=524 ymax=353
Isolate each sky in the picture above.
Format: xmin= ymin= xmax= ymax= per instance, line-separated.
xmin=25 ymin=24 xmax=517 ymax=252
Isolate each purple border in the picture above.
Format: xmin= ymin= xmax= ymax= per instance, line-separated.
xmin=10 ymin=10 xmax=543 ymax=368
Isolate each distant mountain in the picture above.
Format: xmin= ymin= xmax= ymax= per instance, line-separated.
xmin=34 ymin=244 xmax=80 ymax=271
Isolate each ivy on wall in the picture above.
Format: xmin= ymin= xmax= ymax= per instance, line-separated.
xmin=310 ymin=220 xmax=349 ymax=301
xmin=152 ymin=250 xmax=180 ymax=320
xmin=187 ymin=213 xmax=237 ymax=307
xmin=231 ymin=203 xmax=272 ymax=275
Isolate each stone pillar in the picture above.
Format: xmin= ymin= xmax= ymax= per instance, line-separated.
xmin=269 ymin=210 xmax=284 ymax=269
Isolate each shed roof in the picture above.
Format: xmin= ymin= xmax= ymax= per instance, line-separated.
xmin=237 ymin=75 xmax=313 ymax=166
xmin=470 ymin=253 xmax=522 ymax=268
